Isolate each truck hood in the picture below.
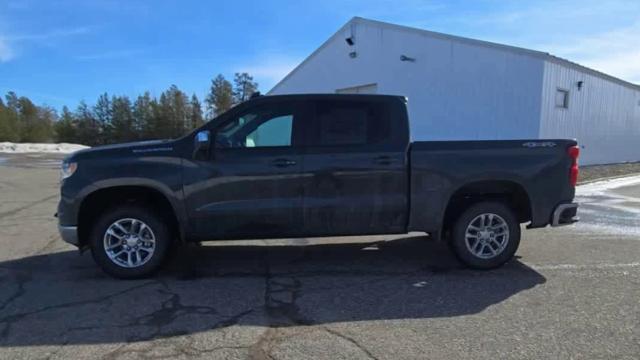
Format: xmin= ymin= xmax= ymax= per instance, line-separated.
xmin=67 ymin=139 xmax=177 ymax=161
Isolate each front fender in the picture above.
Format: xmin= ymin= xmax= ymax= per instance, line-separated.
xmin=58 ymin=153 xmax=188 ymax=240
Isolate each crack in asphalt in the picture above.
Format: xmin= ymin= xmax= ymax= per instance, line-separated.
xmin=0 ymin=194 xmax=58 ymax=220
xmin=0 ymin=241 xmax=517 ymax=360
xmin=124 ymin=279 xmax=255 ymax=344
xmin=248 ymin=254 xmax=313 ymax=360
xmin=41 ymin=338 xmax=70 ymax=360
xmin=48 ymin=278 xmax=257 ymax=359
xmin=323 ymin=326 xmax=379 ymax=360
xmin=0 ymin=282 xmax=157 ymax=341
xmin=0 ymin=244 xmax=462 ymax=358
xmin=102 ymin=334 xmax=251 ymax=360
xmin=65 ymin=281 xmax=255 ymax=333
xmin=33 ymin=234 xmax=62 ymax=256
xmin=0 ymin=270 xmax=31 ymax=314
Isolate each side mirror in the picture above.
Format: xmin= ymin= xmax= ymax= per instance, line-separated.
xmin=193 ymin=130 xmax=211 ymax=159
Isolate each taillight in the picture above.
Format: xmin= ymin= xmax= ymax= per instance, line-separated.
xmin=568 ymin=146 xmax=580 ymax=186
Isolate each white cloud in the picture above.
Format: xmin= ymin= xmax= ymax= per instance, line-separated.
xmin=541 ymin=21 xmax=640 ymax=84
xmin=8 ymin=26 xmax=91 ymax=41
xmin=0 ymin=36 xmax=15 ymax=62
xmin=435 ymin=1 xmax=640 ymax=85
xmin=235 ymin=55 xmax=303 ymax=91
xmin=581 ymin=50 xmax=640 ymax=84
xmin=0 ymin=26 xmax=92 ymax=62
xmin=74 ymin=48 xmax=144 ymax=61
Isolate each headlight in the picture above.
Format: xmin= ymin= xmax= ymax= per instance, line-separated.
xmin=61 ymin=161 xmax=78 ymax=180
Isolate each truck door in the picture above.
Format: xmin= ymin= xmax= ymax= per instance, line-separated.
xmin=301 ymin=97 xmax=409 ymax=236
xmin=183 ymin=100 xmax=307 ymax=239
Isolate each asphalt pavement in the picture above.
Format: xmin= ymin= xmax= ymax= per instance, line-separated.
xmin=0 ymin=154 xmax=638 ymax=359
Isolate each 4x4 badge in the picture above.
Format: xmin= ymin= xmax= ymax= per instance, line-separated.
xmin=522 ymin=141 xmax=557 ymax=148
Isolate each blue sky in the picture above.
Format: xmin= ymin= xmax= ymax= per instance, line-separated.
xmin=1 ymin=0 xmax=639 ymax=110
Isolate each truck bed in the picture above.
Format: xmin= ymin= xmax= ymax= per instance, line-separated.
xmin=407 ymin=139 xmax=578 ymax=233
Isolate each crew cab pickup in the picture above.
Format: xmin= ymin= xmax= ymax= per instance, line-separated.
xmin=57 ymin=94 xmax=579 ymax=278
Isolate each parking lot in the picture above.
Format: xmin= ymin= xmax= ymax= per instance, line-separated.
xmin=0 ymin=154 xmax=638 ymax=359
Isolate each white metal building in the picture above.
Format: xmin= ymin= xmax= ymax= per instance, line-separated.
xmin=269 ymin=17 xmax=640 ymax=165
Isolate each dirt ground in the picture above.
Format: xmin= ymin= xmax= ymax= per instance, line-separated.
xmin=580 ymin=161 xmax=640 ymax=183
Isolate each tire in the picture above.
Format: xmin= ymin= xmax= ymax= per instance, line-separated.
xmin=89 ymin=205 xmax=172 ymax=279
xmin=450 ymin=201 xmax=520 ymax=269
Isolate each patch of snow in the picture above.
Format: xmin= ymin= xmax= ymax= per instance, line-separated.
xmin=0 ymin=142 xmax=89 ymax=154
xmin=576 ymin=175 xmax=640 ymax=196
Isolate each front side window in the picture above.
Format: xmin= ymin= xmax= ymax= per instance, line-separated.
xmin=245 ymin=115 xmax=292 ymax=147
xmin=215 ymin=108 xmax=294 ymax=148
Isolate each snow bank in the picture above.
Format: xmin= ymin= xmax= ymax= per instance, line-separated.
xmin=576 ymin=175 xmax=640 ymax=196
xmin=0 ymin=142 xmax=89 ymax=154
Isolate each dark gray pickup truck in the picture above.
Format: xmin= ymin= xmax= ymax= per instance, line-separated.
xmin=57 ymin=94 xmax=579 ymax=278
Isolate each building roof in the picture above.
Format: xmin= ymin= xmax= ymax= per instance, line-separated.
xmin=270 ymin=17 xmax=640 ymax=93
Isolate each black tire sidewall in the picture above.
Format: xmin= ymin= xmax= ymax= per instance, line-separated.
xmin=451 ymin=202 xmax=521 ymax=269
xmin=90 ymin=205 xmax=171 ymax=279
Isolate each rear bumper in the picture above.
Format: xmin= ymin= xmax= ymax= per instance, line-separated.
xmin=551 ymin=203 xmax=579 ymax=227
xmin=58 ymin=225 xmax=79 ymax=246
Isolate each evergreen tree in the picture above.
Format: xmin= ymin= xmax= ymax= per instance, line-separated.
xmin=17 ymin=97 xmax=41 ymax=142
xmin=75 ymin=101 xmax=100 ymax=146
xmin=34 ymin=105 xmax=56 ymax=142
xmin=111 ymin=95 xmax=135 ymax=142
xmin=233 ymin=72 xmax=258 ymax=104
xmin=0 ymin=96 xmax=20 ymax=142
xmin=5 ymin=92 xmax=20 ymax=113
xmin=54 ymin=106 xmax=77 ymax=143
xmin=94 ymin=93 xmax=112 ymax=124
xmin=1 ymin=72 xmax=259 ymax=144
xmin=189 ymin=94 xmax=204 ymax=129
xmin=205 ymin=74 xmax=234 ymax=118
xmin=154 ymin=92 xmax=173 ymax=139
xmin=1 ymin=92 xmax=55 ymax=143
xmin=94 ymin=93 xmax=112 ymax=144
xmin=133 ymin=92 xmax=154 ymax=139
xmin=165 ymin=85 xmax=190 ymax=137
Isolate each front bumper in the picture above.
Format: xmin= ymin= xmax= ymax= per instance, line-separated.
xmin=551 ymin=203 xmax=579 ymax=227
xmin=58 ymin=225 xmax=79 ymax=246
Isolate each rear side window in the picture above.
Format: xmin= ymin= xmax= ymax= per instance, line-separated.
xmin=311 ymin=100 xmax=390 ymax=146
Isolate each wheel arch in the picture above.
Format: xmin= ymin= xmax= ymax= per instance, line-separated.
xmin=441 ymin=179 xmax=532 ymax=237
xmin=77 ymin=184 xmax=184 ymax=248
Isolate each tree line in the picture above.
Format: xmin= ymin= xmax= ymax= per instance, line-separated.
xmin=0 ymin=73 xmax=258 ymax=146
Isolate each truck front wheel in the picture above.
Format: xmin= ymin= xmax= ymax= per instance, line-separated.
xmin=450 ymin=202 xmax=520 ymax=269
xmin=89 ymin=206 xmax=171 ymax=278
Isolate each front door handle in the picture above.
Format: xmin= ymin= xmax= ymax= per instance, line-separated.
xmin=271 ymin=158 xmax=297 ymax=167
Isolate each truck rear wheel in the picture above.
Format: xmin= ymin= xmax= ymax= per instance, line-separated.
xmin=89 ymin=205 xmax=171 ymax=279
xmin=450 ymin=202 xmax=520 ymax=269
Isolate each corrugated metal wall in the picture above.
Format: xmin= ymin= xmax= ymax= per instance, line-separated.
xmin=271 ymin=18 xmax=640 ymax=165
xmin=540 ymin=61 xmax=640 ymax=165
xmin=271 ymin=19 xmax=544 ymax=141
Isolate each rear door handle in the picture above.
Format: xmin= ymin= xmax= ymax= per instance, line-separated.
xmin=373 ymin=156 xmax=393 ymax=165
xmin=271 ymin=158 xmax=297 ymax=167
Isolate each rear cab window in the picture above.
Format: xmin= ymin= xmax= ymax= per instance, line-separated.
xmin=307 ymin=99 xmax=393 ymax=147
